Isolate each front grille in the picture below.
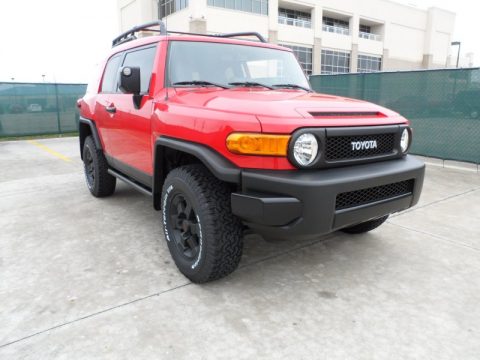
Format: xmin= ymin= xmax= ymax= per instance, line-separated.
xmin=335 ymin=180 xmax=414 ymax=210
xmin=325 ymin=133 xmax=395 ymax=161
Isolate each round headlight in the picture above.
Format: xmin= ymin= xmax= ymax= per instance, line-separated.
xmin=293 ymin=133 xmax=318 ymax=167
xmin=400 ymin=128 xmax=411 ymax=153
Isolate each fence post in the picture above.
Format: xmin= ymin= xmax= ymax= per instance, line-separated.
xmin=54 ymin=83 xmax=61 ymax=134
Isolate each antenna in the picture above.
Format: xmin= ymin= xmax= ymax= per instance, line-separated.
xmin=157 ymin=1 xmax=167 ymax=29
xmin=163 ymin=1 xmax=167 ymax=31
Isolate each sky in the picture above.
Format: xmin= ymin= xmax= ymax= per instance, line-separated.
xmin=0 ymin=0 xmax=478 ymax=83
xmin=0 ymin=0 xmax=118 ymax=83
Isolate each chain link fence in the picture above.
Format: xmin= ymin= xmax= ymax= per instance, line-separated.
xmin=0 ymin=82 xmax=87 ymax=138
xmin=2 ymin=73 xmax=480 ymax=164
xmin=310 ymin=68 xmax=480 ymax=164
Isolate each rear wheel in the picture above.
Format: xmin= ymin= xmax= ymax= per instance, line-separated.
xmin=161 ymin=164 xmax=243 ymax=283
xmin=82 ymin=136 xmax=116 ymax=197
xmin=341 ymin=215 xmax=389 ymax=234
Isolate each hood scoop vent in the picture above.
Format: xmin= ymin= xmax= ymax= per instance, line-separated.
xmin=308 ymin=111 xmax=385 ymax=118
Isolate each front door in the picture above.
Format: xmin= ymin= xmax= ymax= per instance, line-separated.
xmin=105 ymin=45 xmax=158 ymax=184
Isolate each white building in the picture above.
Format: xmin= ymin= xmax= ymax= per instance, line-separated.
xmin=117 ymin=0 xmax=456 ymax=75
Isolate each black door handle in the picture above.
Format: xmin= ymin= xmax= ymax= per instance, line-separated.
xmin=105 ymin=105 xmax=116 ymax=113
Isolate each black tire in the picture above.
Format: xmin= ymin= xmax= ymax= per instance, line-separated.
xmin=340 ymin=215 xmax=389 ymax=234
xmin=83 ymin=136 xmax=116 ymax=197
xmin=161 ymin=164 xmax=243 ymax=283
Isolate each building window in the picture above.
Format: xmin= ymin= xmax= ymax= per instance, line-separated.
xmin=359 ymin=24 xmax=371 ymax=33
xmin=357 ymin=54 xmax=382 ymax=73
xmin=278 ymin=8 xmax=311 ymax=28
xmin=281 ymin=44 xmax=312 ymax=75
xmin=159 ymin=0 xmax=189 ymax=18
xmin=359 ymin=23 xmax=382 ymax=41
xmin=322 ymin=16 xmax=349 ymax=35
xmin=207 ymin=0 xmax=268 ymax=15
xmin=321 ymin=49 xmax=350 ymax=74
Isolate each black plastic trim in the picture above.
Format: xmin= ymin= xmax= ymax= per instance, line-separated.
xmin=287 ymin=128 xmax=325 ymax=169
xmin=233 ymin=155 xmax=425 ymax=240
xmin=231 ymin=193 xmax=302 ymax=226
xmin=401 ymin=127 xmax=413 ymax=154
xmin=333 ymin=194 xmax=411 ymax=229
xmin=108 ymin=169 xmax=152 ymax=196
xmin=79 ymin=117 xmax=102 ymax=159
xmin=287 ymin=125 xmax=409 ymax=169
xmin=105 ymin=154 xmax=153 ymax=188
xmin=152 ymin=136 xmax=241 ymax=211
xmin=155 ymin=137 xmax=241 ymax=184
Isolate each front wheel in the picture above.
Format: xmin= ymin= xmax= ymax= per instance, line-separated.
xmin=161 ymin=164 xmax=243 ymax=283
xmin=340 ymin=215 xmax=389 ymax=234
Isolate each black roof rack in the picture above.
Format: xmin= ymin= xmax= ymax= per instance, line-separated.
xmin=112 ymin=21 xmax=267 ymax=47
xmin=112 ymin=21 xmax=167 ymax=47
xmin=166 ymin=30 xmax=267 ymax=43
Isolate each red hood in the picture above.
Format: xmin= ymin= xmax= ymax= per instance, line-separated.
xmin=169 ymin=88 xmax=407 ymax=133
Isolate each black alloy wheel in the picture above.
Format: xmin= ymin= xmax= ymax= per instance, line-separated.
xmin=168 ymin=193 xmax=201 ymax=261
xmin=84 ymin=146 xmax=95 ymax=189
xmin=82 ymin=136 xmax=116 ymax=197
xmin=161 ymin=164 xmax=243 ymax=283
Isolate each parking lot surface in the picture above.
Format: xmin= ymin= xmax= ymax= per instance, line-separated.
xmin=1 ymin=137 xmax=480 ymax=359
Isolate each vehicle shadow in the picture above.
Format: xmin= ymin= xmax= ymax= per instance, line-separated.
xmin=104 ymin=184 xmax=391 ymax=289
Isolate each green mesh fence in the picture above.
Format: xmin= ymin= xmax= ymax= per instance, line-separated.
xmin=0 ymin=82 xmax=87 ymax=137
xmin=310 ymin=68 xmax=480 ymax=164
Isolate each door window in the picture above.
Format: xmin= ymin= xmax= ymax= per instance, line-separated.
xmin=100 ymin=54 xmax=122 ymax=93
xmin=122 ymin=46 xmax=157 ymax=93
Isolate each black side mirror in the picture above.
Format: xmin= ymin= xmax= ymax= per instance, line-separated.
xmin=119 ymin=66 xmax=141 ymax=94
xmin=119 ymin=66 xmax=142 ymax=108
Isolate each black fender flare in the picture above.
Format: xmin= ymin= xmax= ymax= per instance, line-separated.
xmin=79 ymin=117 xmax=102 ymax=159
xmin=152 ymin=136 xmax=241 ymax=210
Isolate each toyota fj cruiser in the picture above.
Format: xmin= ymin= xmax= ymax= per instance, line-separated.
xmin=78 ymin=21 xmax=425 ymax=283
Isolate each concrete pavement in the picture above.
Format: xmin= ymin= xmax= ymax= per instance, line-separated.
xmin=1 ymin=137 xmax=479 ymax=359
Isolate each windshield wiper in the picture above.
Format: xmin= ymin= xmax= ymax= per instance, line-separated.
xmin=172 ymin=80 xmax=230 ymax=89
xmin=272 ymin=84 xmax=313 ymax=92
xmin=229 ymin=81 xmax=274 ymax=90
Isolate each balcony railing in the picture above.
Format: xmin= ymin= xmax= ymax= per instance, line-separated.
xmin=322 ymin=24 xmax=350 ymax=36
xmin=359 ymin=31 xmax=382 ymax=41
xmin=278 ymin=16 xmax=312 ymax=28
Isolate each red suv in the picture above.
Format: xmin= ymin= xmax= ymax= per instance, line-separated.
xmin=78 ymin=21 xmax=425 ymax=283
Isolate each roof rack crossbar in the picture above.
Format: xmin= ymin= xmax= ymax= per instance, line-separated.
xmin=112 ymin=20 xmax=167 ymax=47
xmin=215 ymin=32 xmax=267 ymax=43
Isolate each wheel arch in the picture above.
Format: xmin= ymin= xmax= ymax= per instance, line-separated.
xmin=79 ymin=117 xmax=102 ymax=159
xmin=152 ymin=136 xmax=241 ymax=210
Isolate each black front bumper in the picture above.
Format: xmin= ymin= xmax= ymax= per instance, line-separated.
xmin=231 ymin=155 xmax=425 ymax=240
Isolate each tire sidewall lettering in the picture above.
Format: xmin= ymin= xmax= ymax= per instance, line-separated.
xmin=83 ymin=144 xmax=94 ymax=191
xmin=162 ymin=184 xmax=174 ymax=242
xmin=163 ymin=182 xmax=204 ymax=271
xmin=191 ymin=214 xmax=203 ymax=270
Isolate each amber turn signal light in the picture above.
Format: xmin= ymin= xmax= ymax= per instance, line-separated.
xmin=226 ymin=133 xmax=291 ymax=156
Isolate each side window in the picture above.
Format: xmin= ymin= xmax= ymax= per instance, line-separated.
xmin=122 ymin=46 xmax=157 ymax=93
xmin=100 ymin=55 xmax=122 ymax=93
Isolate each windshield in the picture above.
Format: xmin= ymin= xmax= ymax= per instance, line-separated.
xmin=167 ymin=41 xmax=310 ymax=90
